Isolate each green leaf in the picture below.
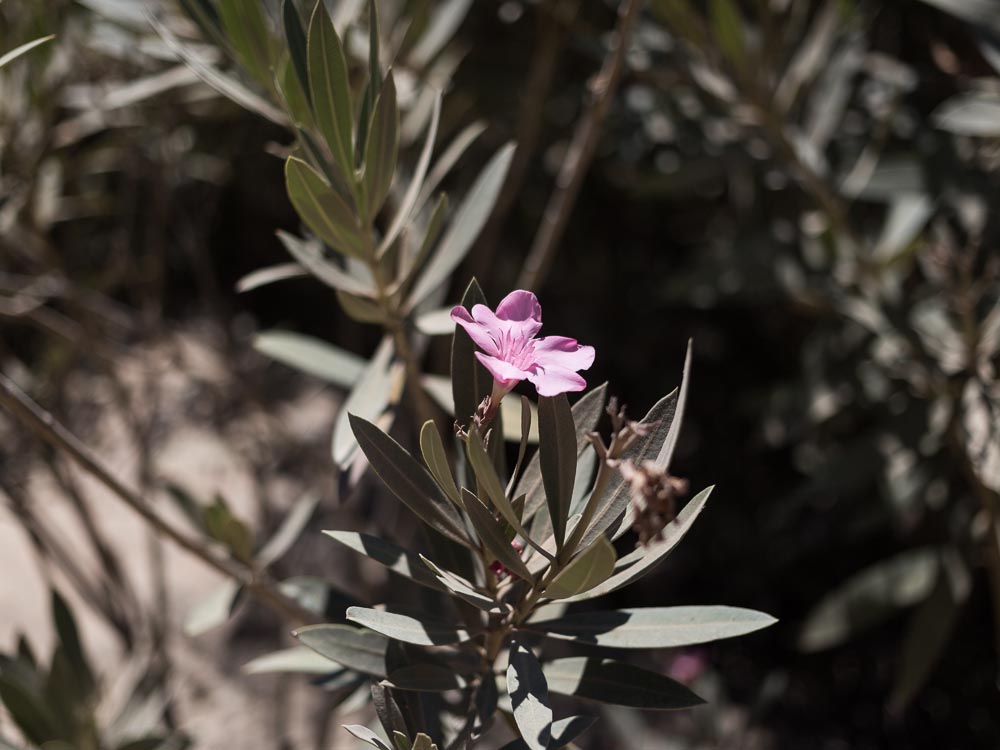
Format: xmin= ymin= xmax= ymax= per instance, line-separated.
xmin=183 ymin=580 xmax=242 ymax=636
xmin=450 ymin=279 xmax=491 ymax=428
xmin=243 ymin=646 xmax=342 ymax=675
xmin=507 ymin=639 xmax=551 ymax=750
xmin=218 ymin=0 xmax=274 ymax=87
xmin=506 ymin=396 xmax=533 ymax=497
xmin=337 ymin=289 xmax=387 ymax=323
xmin=350 ymin=414 xmax=470 ymax=546
xmin=307 ymin=1 xmax=355 ymax=180
xmin=543 ymin=537 xmax=615 ymax=599
xmin=332 ymin=337 xmax=396 ymax=468
xmin=466 ymin=428 xmax=551 ymax=560
xmin=537 ymin=394 xmax=576 ymax=550
xmin=564 ymin=486 xmax=712 ymax=602
xmin=285 ymin=157 xmax=365 ymax=257
xmin=254 ymin=329 xmax=365 ymax=387
xmin=256 ymin=492 xmax=319 ymax=569
xmin=419 ymin=555 xmax=496 ymax=611
xmin=323 ymin=530 xmax=448 ymax=592
xmin=420 ymin=421 xmax=462 ymax=506
xmin=282 ymin=0 xmax=311 ymax=105
xmin=654 ymin=341 xmax=692 ymax=472
xmin=411 ymin=735 xmax=433 ymax=750
xmin=798 ymin=547 xmax=939 ymax=652
xmin=383 ymin=663 xmax=467 ymax=692
xmin=393 ymin=194 xmax=449 ymax=297
xmin=362 ymin=74 xmax=399 ymax=219
xmin=347 ymin=607 xmax=472 ymax=646
xmin=0 ymin=675 xmax=58 ymax=745
xmin=709 ymin=0 xmax=745 ymax=65
xmin=530 ymin=605 xmax=776 ymax=648
xmin=51 ymin=589 xmax=95 ymax=698
xmin=542 ymin=658 xmax=705 ymax=710
xmin=344 ymin=724 xmax=393 ymax=750
xmin=933 ymin=92 xmax=1000 ymax=136
xmin=202 ymin=496 xmax=254 ymax=563
xmin=276 ymin=230 xmax=373 ymax=295
xmin=408 ymin=143 xmax=515 ymax=306
xmin=0 ymin=35 xmax=54 ymax=70
xmin=295 ymin=623 xmax=389 ymax=675
xmin=462 ymin=489 xmax=533 ymax=581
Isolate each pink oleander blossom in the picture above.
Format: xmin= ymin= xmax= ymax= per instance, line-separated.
xmin=450 ymin=290 xmax=595 ymax=399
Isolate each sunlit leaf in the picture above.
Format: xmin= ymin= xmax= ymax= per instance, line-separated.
xmin=507 ymin=639 xmax=551 ymax=750
xmin=0 ymin=35 xmax=54 ymax=70
xmin=285 ymin=157 xmax=365 ymax=257
xmin=254 ymin=329 xmax=364 ymax=387
xmin=243 ymin=646 xmax=341 ymax=675
xmin=542 ymin=537 xmax=615 ymax=599
xmin=295 ymin=623 xmax=388 ymax=675
xmin=347 ymin=607 xmax=472 ymax=646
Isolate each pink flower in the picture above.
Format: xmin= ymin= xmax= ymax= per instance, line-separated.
xmin=450 ymin=290 xmax=595 ymax=399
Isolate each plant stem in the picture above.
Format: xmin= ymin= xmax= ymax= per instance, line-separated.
xmin=517 ymin=0 xmax=643 ymax=291
xmin=0 ymin=372 xmax=319 ymax=626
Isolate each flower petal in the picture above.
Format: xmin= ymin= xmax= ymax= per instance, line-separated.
xmin=526 ymin=364 xmax=587 ymax=397
xmin=475 ymin=352 xmax=529 ymax=386
xmin=532 ymin=337 xmax=595 ymax=373
xmin=473 ymin=302 xmax=541 ymax=341
xmin=450 ymin=306 xmax=501 ymax=356
xmin=495 ymin=290 xmax=542 ymax=324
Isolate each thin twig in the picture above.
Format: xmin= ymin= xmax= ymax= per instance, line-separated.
xmin=517 ymin=0 xmax=643 ymax=291
xmin=0 ymin=372 xmax=319 ymax=626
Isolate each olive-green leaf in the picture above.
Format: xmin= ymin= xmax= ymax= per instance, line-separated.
xmin=362 ymin=73 xmax=399 ymax=220
xmin=419 ymin=555 xmax=496 ymax=611
xmin=564 ymin=485 xmax=712 ymax=602
xmin=542 ymin=658 xmax=705 ymax=710
xmin=349 ymin=414 xmax=469 ymax=546
xmin=323 ymin=530 xmax=447 ymax=592
xmin=530 ymin=606 xmax=776 ymax=648
xmin=543 ymin=537 xmax=615 ymax=600
xmin=294 ymin=623 xmax=388 ymax=675
xmin=336 ymin=289 xmax=387 ymax=323
xmin=243 ymin=646 xmax=341 ymax=675
xmin=537 ymin=394 xmax=576 ymax=550
xmin=420 ymin=420 xmax=462 ymax=506
xmin=347 ymin=607 xmax=472 ymax=646
xmin=450 ymin=279 xmax=491 ymax=428
xmin=285 ymin=157 xmax=364 ymax=257
xmin=0 ymin=675 xmax=58 ymax=745
xmin=52 ymin=589 xmax=95 ymax=697
xmin=408 ymin=143 xmax=515 ymax=306
xmin=384 ymin=663 xmax=467 ymax=692
xmin=709 ymin=0 xmax=745 ymax=65
xmin=218 ymin=0 xmax=274 ymax=87
xmin=282 ymin=0 xmax=310 ymax=105
xmin=307 ymin=2 xmax=354 ymax=179
xmin=507 ymin=640 xmax=551 ymax=750
xmin=275 ymin=231 xmax=373 ymax=295
xmin=467 ymin=428 xmax=551 ymax=560
xmin=461 ymin=489 xmax=533 ymax=581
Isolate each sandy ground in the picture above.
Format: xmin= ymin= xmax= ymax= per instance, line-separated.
xmin=0 ymin=329 xmax=363 ymax=749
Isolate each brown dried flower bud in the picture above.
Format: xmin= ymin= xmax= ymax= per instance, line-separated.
xmin=619 ymin=459 xmax=689 ymax=546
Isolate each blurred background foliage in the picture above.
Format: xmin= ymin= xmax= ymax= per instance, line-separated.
xmin=2 ymin=0 xmax=1000 ymax=748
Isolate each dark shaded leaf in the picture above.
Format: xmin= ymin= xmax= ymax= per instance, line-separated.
xmin=462 ymin=489 xmax=533 ymax=581
xmin=323 ymin=530 xmax=447 ymax=592
xmin=295 ymin=624 xmax=389 ymax=676
xmin=537 ymin=394 xmax=576 ymax=551
xmin=384 ymin=663 xmax=467 ymax=692
xmin=307 ymin=2 xmax=355 ymax=179
xmin=362 ymin=74 xmax=399 ymax=219
xmin=507 ymin=639 xmax=551 ymax=750
xmin=542 ymin=658 xmax=705 ymax=710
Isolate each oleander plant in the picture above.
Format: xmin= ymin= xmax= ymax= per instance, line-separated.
xmin=250 ymin=284 xmax=776 ymax=750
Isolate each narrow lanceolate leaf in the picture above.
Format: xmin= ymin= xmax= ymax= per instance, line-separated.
xmin=451 ymin=279 xmax=491 ymax=428
xmin=462 ymin=489 xmax=533 ymax=581
xmin=408 ymin=143 xmax=515 ymax=306
xmin=236 ymin=261 xmax=307 ymax=292
xmin=565 ymin=486 xmax=712 ymax=602
xmin=307 ymin=2 xmax=355 ymax=179
xmin=521 ymin=383 xmax=608 ymax=528
xmin=218 ymin=0 xmax=274 ymax=87
xmin=323 ymin=530 xmax=447 ymax=592
xmin=384 ymin=663 xmax=467 ymax=692
xmin=285 ymin=158 xmax=365 ymax=257
xmin=243 ymin=646 xmax=341 ymax=675
xmin=420 ymin=421 xmax=462 ymax=506
xmin=498 ymin=716 xmax=597 ymax=750
xmin=0 ymin=675 xmax=58 ymax=745
xmin=282 ymin=0 xmax=310 ymax=104
xmin=347 ymin=607 xmax=472 ymax=646
xmin=332 ymin=338 xmax=395 ymax=467
xmin=276 ymin=230 xmax=373 ymax=295
xmin=543 ymin=537 xmax=615 ymax=599
xmin=362 ymin=74 xmax=399 ymax=220
xmin=655 ymin=341 xmax=692 ymax=472
xmin=542 ymin=658 xmax=705 ymax=710
xmin=420 ymin=555 xmax=496 ymax=611
xmin=537 ymin=394 xmax=577 ymax=550
xmin=294 ymin=624 xmax=388 ymax=676
xmin=507 ymin=640 xmax=552 ymax=750
xmin=507 ymin=396 xmax=533 ymax=496
xmin=530 ymin=606 xmax=776 ymax=649
xmin=254 ymin=329 xmax=365 ymax=387
xmin=349 ymin=415 xmax=469 ymax=547
xmin=0 ymin=35 xmax=54 ymax=70
xmin=336 ymin=289 xmax=387 ymax=323
xmin=467 ymin=428 xmax=551 ymax=560
xmin=343 ymin=725 xmax=392 ymax=750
